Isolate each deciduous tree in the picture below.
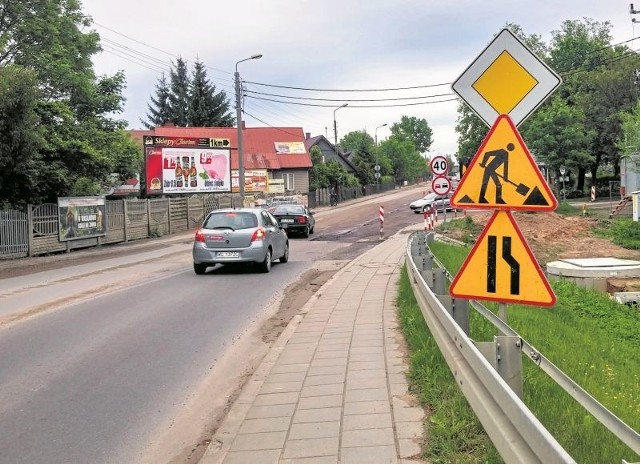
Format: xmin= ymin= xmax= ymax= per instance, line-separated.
xmin=389 ymin=116 xmax=433 ymax=154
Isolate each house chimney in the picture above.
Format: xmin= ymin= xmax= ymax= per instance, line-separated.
xmin=305 ymin=132 xmax=311 ymax=140
xmin=242 ymin=121 xmax=246 ymax=129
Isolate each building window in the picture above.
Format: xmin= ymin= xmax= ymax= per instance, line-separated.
xmin=285 ymin=173 xmax=295 ymax=190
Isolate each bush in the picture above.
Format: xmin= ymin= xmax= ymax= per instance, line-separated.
xmin=565 ymin=189 xmax=584 ymax=199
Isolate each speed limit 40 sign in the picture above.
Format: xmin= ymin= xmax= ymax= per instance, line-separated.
xmin=430 ymin=155 xmax=449 ymax=176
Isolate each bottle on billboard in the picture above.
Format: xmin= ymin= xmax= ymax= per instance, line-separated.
xmin=190 ymin=156 xmax=197 ymax=187
xmin=175 ymin=157 xmax=183 ymax=188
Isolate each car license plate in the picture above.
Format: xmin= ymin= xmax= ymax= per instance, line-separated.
xmin=281 ymin=218 xmax=294 ymax=223
xmin=217 ymin=251 xmax=239 ymax=258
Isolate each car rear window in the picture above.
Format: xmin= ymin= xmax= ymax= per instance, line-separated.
xmin=204 ymin=212 xmax=258 ymax=230
xmin=273 ymin=206 xmax=305 ymax=215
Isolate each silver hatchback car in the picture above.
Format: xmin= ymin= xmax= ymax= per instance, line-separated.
xmin=192 ymin=208 xmax=289 ymax=274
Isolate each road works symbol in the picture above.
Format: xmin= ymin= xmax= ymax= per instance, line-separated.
xmin=449 ymin=210 xmax=556 ymax=307
xmin=450 ymin=114 xmax=557 ymax=211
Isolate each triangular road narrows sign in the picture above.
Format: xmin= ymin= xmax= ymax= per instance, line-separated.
xmin=451 ymin=114 xmax=557 ymax=211
xmin=449 ymin=210 xmax=556 ymax=307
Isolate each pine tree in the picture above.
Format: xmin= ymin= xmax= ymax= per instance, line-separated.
xmin=189 ymin=59 xmax=234 ymax=127
xmin=188 ymin=59 xmax=212 ymax=127
xmin=141 ymin=73 xmax=171 ymax=129
xmin=207 ymin=85 xmax=235 ymax=127
xmin=143 ymin=58 xmax=235 ymax=128
xmin=168 ymin=57 xmax=190 ymax=126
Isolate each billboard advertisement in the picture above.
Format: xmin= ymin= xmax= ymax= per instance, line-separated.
xmin=58 ymin=197 xmax=106 ymax=242
xmin=231 ymin=169 xmax=268 ymax=193
xmin=144 ymin=136 xmax=232 ymax=194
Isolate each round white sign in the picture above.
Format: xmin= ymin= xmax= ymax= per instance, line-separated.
xmin=431 ymin=175 xmax=452 ymax=195
xmin=430 ymin=155 xmax=449 ymax=176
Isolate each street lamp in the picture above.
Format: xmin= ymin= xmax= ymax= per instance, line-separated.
xmin=375 ymin=123 xmax=387 ymax=146
xmin=235 ymin=53 xmax=263 ymax=201
xmin=333 ymin=103 xmax=348 ymax=158
xmin=374 ymin=123 xmax=387 ymax=193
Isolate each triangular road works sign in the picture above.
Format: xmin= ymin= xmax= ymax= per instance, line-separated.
xmin=451 ymin=114 xmax=557 ymax=211
xmin=449 ymin=210 xmax=556 ymax=307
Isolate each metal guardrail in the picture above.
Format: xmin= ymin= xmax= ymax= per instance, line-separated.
xmin=405 ymin=230 xmax=640 ymax=463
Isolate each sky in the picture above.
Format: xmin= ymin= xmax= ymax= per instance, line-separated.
xmin=81 ymin=1 xmax=640 ymax=158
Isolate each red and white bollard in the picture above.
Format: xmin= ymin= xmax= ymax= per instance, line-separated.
xmin=379 ymin=205 xmax=384 ymax=239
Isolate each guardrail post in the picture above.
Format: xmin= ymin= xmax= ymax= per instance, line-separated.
xmin=475 ymin=336 xmax=523 ymax=399
xmin=452 ymin=298 xmax=470 ymax=335
xmin=421 ymin=253 xmax=433 ymax=271
xmin=435 ymin=295 xmax=470 ymax=335
xmin=433 ymin=268 xmax=446 ymax=295
xmin=410 ymin=239 xmax=422 ymax=257
xmin=419 ymin=268 xmax=434 ymax=287
xmin=496 ymin=336 xmax=523 ymax=398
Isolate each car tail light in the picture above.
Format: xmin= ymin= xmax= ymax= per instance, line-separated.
xmin=251 ymin=227 xmax=266 ymax=242
xmin=296 ymin=216 xmax=307 ymax=224
xmin=194 ymin=228 xmax=205 ymax=243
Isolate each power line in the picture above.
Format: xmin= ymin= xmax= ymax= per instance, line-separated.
xmin=101 ymin=43 xmax=170 ymax=73
xmin=245 ymin=95 xmax=458 ymax=108
xmin=244 ymin=80 xmax=452 ymax=92
xmin=243 ymin=111 xmax=304 ymax=137
xmin=244 ymin=89 xmax=455 ymax=102
xmin=101 ymin=37 xmax=172 ymax=69
xmin=101 ymin=47 xmax=166 ymax=73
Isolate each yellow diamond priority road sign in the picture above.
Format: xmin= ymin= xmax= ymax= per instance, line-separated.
xmin=450 ymin=114 xmax=557 ymax=211
xmin=449 ymin=210 xmax=556 ymax=307
xmin=452 ymin=28 xmax=561 ymax=127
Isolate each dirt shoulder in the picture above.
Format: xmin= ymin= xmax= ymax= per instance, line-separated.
xmin=466 ymin=211 xmax=640 ymax=264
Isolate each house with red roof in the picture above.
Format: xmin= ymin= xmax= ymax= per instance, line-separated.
xmin=130 ymin=125 xmax=313 ymax=194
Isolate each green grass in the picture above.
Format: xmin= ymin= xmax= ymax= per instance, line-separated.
xmin=396 ymin=267 xmax=502 ymax=463
xmin=435 ymin=215 xmax=484 ymax=245
xmin=555 ymin=201 xmax=584 ymax=216
xmin=414 ymin=239 xmax=640 ymax=464
xmin=593 ymin=217 xmax=640 ymax=249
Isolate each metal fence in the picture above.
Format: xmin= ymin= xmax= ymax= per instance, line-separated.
xmin=0 ymin=210 xmax=28 ymax=257
xmin=0 ymin=194 xmax=223 ymax=260
xmin=308 ymin=182 xmax=396 ymax=208
xmin=406 ymin=231 xmax=640 ymax=463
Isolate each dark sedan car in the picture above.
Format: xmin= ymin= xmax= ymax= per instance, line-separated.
xmin=270 ymin=205 xmax=315 ymax=238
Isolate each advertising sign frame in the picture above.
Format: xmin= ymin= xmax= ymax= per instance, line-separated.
xmin=144 ymin=136 xmax=232 ymax=195
xmin=58 ymin=196 xmax=107 ymax=242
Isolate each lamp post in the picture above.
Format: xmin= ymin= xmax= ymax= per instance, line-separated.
xmin=375 ymin=123 xmax=387 ymax=146
xmin=235 ymin=53 xmax=262 ymax=201
xmin=333 ymin=103 xmax=348 ymax=159
xmin=374 ymin=123 xmax=387 ymax=193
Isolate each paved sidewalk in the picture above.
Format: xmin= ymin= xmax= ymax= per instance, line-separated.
xmin=201 ymin=227 xmax=426 ymax=464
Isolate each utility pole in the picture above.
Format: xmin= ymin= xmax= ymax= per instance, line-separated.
xmin=235 ymin=54 xmax=262 ymax=202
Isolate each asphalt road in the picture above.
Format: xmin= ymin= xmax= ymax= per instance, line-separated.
xmin=0 ymin=184 xmax=429 ymax=463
